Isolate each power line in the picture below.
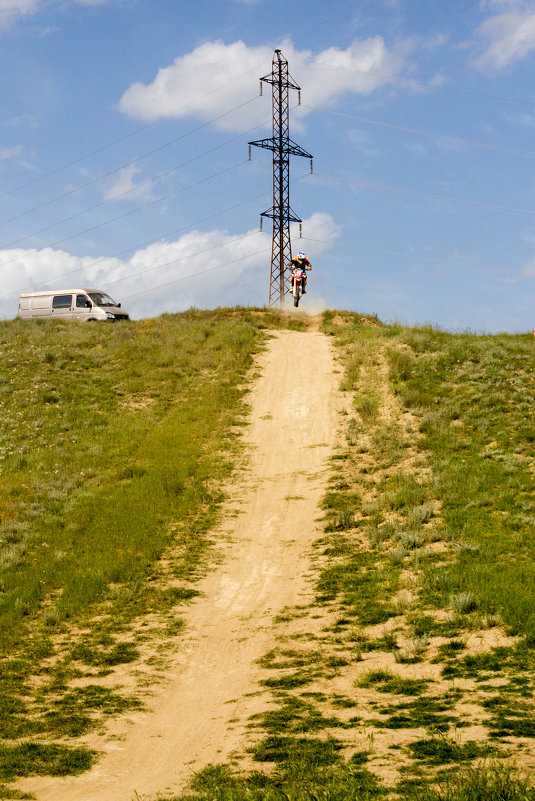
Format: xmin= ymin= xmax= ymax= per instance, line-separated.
xmin=288 ymin=50 xmax=535 ymax=110
xmin=0 ymin=158 xmax=250 ymax=269
xmin=302 ymin=236 xmax=516 ymax=276
xmin=305 ymin=105 xmax=535 ymax=159
xmin=0 ymin=60 xmax=268 ymax=202
xmin=101 ymin=230 xmax=264 ymax=290
xmin=0 ymin=189 xmax=273 ymax=301
xmin=0 ymin=172 xmax=312 ymax=303
xmin=0 ymin=116 xmax=266 ymax=251
xmin=0 ymin=170 xmax=313 ymax=301
xmin=313 ymin=170 xmax=535 ymax=218
xmin=0 ymin=97 xmax=260 ymax=229
xmin=119 ymin=243 xmax=271 ymax=303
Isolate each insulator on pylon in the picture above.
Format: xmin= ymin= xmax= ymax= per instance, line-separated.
xmin=298 ymin=90 xmax=301 ymax=105
xmin=248 ymin=145 xmax=251 ymax=160
xmin=299 ymin=223 xmax=302 ymax=238
xmin=310 ymin=159 xmax=313 ymax=174
xmin=260 ymin=217 xmax=263 ymax=231
xmin=259 ymin=81 xmax=263 ymax=96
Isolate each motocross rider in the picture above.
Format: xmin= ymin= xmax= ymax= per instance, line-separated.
xmin=290 ymin=251 xmax=312 ymax=293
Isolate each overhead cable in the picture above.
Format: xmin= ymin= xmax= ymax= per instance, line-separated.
xmin=0 ymin=59 xmax=267 ymax=201
xmin=0 ymin=159 xmax=250 ymax=269
xmin=313 ymin=170 xmax=535 ymax=218
xmin=0 ymin=97 xmax=260 ymax=229
xmin=0 ymin=113 xmax=272 ymax=252
xmin=119 ymin=245 xmax=271 ymax=302
xmin=302 ymin=236 xmax=517 ymax=276
xmin=102 ymin=231 xmax=264 ymax=290
xmin=0 ymin=189 xmax=273 ymax=301
xmin=304 ymin=105 xmax=535 ymax=159
xmin=288 ymin=51 xmax=535 ymax=109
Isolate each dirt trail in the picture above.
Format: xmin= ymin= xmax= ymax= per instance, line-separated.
xmin=21 ymin=329 xmax=341 ymax=801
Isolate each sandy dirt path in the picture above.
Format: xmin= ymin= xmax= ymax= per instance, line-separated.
xmin=21 ymin=329 xmax=340 ymax=801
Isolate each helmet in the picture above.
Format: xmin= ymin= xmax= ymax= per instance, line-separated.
xmin=297 ymin=251 xmax=306 ymax=260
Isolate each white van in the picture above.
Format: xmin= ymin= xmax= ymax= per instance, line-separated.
xmin=17 ymin=289 xmax=129 ymax=322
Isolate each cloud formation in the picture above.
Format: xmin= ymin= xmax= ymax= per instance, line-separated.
xmin=104 ymin=163 xmax=158 ymax=203
xmin=0 ymin=212 xmax=339 ymax=319
xmin=0 ymin=0 xmax=39 ymax=28
xmin=0 ymin=145 xmax=22 ymax=160
xmin=118 ymin=39 xmax=409 ymax=130
xmin=522 ymin=254 xmax=535 ymax=275
xmin=0 ymin=0 xmax=113 ymax=29
xmin=474 ymin=1 xmax=535 ymax=70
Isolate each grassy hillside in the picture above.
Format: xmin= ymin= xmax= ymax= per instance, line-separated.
xmin=1 ymin=308 xmax=535 ymax=801
xmin=0 ymin=308 xmax=304 ymax=786
xmin=157 ymin=312 xmax=535 ymax=801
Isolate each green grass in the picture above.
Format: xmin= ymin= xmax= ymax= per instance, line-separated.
xmin=357 ymin=669 xmax=430 ymax=696
xmin=230 ymin=310 xmax=535 ymax=801
xmin=407 ymin=736 xmax=493 ymax=765
xmin=389 ymin=327 xmax=535 ymax=640
xmin=0 ymin=743 xmax=96 ymax=779
xmin=4 ymin=308 xmax=535 ymax=798
xmin=157 ymin=760 xmax=385 ymax=800
xmin=0 ymin=307 xmax=302 ymax=778
xmin=406 ymin=763 xmax=535 ymax=801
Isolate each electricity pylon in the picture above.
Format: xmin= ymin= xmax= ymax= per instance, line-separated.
xmin=249 ymin=49 xmax=313 ymax=307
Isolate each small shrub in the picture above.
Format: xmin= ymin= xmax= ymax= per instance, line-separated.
xmin=354 ymin=394 xmax=381 ymax=422
xmin=450 ymin=592 xmax=477 ymax=614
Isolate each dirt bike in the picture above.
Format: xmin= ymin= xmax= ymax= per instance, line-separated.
xmin=290 ymin=268 xmax=305 ymax=307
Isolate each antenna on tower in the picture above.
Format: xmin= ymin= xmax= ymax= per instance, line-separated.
xmin=249 ymin=50 xmax=313 ymax=307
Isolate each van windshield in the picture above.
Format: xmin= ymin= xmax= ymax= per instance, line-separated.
xmin=88 ymin=292 xmax=117 ymax=307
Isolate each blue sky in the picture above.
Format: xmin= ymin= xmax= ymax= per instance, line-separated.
xmin=1 ymin=0 xmax=535 ymax=330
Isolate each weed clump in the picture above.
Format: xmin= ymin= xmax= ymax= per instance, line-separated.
xmin=0 ymin=743 xmax=96 ymax=779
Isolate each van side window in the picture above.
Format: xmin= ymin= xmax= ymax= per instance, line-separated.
xmin=52 ymin=295 xmax=72 ymax=309
xmin=76 ymin=295 xmax=90 ymax=308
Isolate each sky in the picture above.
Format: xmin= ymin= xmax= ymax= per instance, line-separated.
xmin=2 ymin=0 xmax=535 ymax=330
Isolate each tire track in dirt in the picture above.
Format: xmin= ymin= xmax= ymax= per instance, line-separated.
xmin=20 ymin=328 xmax=341 ymax=801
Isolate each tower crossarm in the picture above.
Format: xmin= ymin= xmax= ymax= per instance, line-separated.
xmin=248 ymin=136 xmax=312 ymax=161
xmin=260 ymin=207 xmax=302 ymax=224
xmin=287 ymin=139 xmax=313 ymax=159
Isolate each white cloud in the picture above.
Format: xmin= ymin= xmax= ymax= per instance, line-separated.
xmin=522 ymin=254 xmax=535 ymax=275
xmin=473 ymin=3 xmax=535 ymax=70
xmin=502 ymin=110 xmax=535 ymax=126
xmin=104 ymin=163 xmax=157 ymax=202
xmin=0 ymin=212 xmax=339 ymax=319
xmin=0 ymin=0 xmax=115 ymax=29
xmin=0 ymin=0 xmax=39 ymax=28
xmin=0 ymin=145 xmax=22 ymax=160
xmin=294 ymin=212 xmax=341 ymax=255
xmin=118 ymin=38 xmax=409 ymax=131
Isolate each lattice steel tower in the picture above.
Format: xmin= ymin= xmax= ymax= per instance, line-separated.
xmin=249 ymin=49 xmax=313 ymax=307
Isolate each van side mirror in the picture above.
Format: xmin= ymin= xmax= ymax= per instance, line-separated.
xmin=85 ymin=299 xmax=92 ymax=308
xmin=117 ymin=302 xmax=121 ymax=308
